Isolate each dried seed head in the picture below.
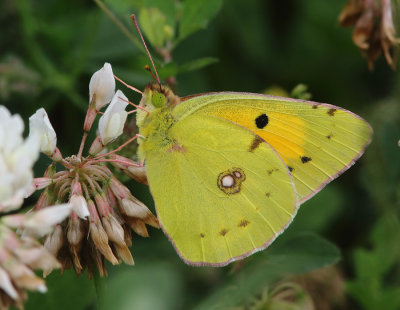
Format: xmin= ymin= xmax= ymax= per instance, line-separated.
xmin=339 ymin=0 xmax=400 ymax=69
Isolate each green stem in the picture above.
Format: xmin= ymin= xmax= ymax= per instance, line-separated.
xmin=93 ymin=269 xmax=106 ymax=310
xmin=93 ymin=0 xmax=145 ymax=52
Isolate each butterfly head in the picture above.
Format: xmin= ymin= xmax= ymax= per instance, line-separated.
xmin=141 ymin=83 xmax=180 ymax=109
xmin=136 ymin=83 xmax=180 ymax=127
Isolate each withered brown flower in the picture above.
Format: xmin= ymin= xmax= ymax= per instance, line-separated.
xmin=339 ymin=0 xmax=400 ymax=69
xmin=40 ymin=158 xmax=159 ymax=278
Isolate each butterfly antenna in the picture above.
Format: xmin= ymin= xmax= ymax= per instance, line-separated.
xmin=131 ymin=14 xmax=162 ymax=92
xmin=144 ymin=65 xmax=159 ymax=83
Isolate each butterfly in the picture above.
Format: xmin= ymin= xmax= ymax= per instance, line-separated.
xmin=134 ymin=83 xmax=372 ymax=266
xmin=128 ymin=15 xmax=372 ymax=267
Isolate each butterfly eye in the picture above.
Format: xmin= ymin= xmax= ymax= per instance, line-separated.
xmin=151 ymin=92 xmax=166 ymax=108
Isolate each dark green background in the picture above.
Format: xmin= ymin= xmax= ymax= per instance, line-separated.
xmin=1 ymin=0 xmax=399 ymax=309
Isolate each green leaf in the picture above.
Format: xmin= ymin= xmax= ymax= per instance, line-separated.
xmin=103 ymin=263 xmax=184 ymax=310
xmin=266 ymin=232 xmax=341 ymax=274
xmin=194 ymin=233 xmax=340 ymax=310
xmin=139 ymin=7 xmax=168 ymax=48
xmin=178 ymin=57 xmax=218 ymax=74
xmin=143 ymin=0 xmax=177 ymax=29
xmin=290 ymin=84 xmax=312 ymax=100
xmin=157 ymin=57 xmax=218 ymax=80
xmin=25 ymin=270 xmax=95 ymax=310
xmin=179 ymin=0 xmax=223 ymax=41
xmin=346 ymin=213 xmax=400 ymax=310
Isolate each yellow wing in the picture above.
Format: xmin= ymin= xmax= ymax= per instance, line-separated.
xmin=177 ymin=92 xmax=372 ymax=203
xmin=144 ymin=113 xmax=297 ymax=266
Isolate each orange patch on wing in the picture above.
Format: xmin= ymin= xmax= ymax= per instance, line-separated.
xmin=207 ymin=107 xmax=306 ymax=163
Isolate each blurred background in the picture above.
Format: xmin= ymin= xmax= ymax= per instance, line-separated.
xmin=1 ymin=0 xmax=399 ymax=309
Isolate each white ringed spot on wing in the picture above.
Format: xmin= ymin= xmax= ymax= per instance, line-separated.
xmin=217 ymin=167 xmax=246 ymax=195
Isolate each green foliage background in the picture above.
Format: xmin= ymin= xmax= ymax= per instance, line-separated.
xmin=1 ymin=0 xmax=399 ymax=309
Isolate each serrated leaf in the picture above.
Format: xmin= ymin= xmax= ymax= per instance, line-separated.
xmin=179 ymin=0 xmax=223 ymax=41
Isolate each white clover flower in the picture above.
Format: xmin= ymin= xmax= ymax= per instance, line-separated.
xmin=0 ymin=106 xmax=40 ymax=212
xmin=3 ymin=203 xmax=72 ymax=237
xmin=29 ymin=108 xmax=57 ymax=156
xmin=0 ymin=201 xmax=71 ymax=308
xmin=89 ymin=63 xmax=116 ymax=110
xmin=98 ymin=90 xmax=128 ymax=145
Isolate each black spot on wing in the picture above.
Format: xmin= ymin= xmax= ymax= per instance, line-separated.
xmin=255 ymin=113 xmax=269 ymax=129
xmin=301 ymin=156 xmax=312 ymax=163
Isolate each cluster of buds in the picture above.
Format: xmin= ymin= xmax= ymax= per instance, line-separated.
xmin=339 ymin=0 xmax=400 ymax=69
xmin=0 ymin=106 xmax=71 ymax=309
xmin=32 ymin=63 xmax=159 ymax=278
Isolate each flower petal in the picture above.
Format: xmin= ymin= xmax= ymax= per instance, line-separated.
xmin=0 ymin=266 xmax=18 ymax=300
xmin=89 ymin=63 xmax=116 ymax=110
xmin=98 ymin=90 xmax=128 ymax=145
xmin=29 ymin=108 xmax=57 ymax=156
xmin=70 ymin=195 xmax=90 ymax=219
xmin=0 ymin=105 xmax=40 ymax=211
xmin=4 ymin=204 xmax=71 ymax=237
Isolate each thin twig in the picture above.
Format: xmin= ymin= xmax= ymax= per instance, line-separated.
xmin=93 ymin=0 xmax=144 ymax=52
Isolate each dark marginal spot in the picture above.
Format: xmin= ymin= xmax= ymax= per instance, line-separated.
xmin=255 ymin=113 xmax=269 ymax=129
xmin=249 ymin=136 xmax=263 ymax=152
xmin=327 ymin=109 xmax=337 ymax=116
xmin=238 ymin=219 xmax=250 ymax=227
xmin=200 ymin=233 xmax=205 ymax=238
xmin=219 ymin=229 xmax=229 ymax=236
xmin=301 ymin=156 xmax=312 ymax=163
xmin=312 ymin=104 xmax=319 ymax=109
xmin=266 ymin=192 xmax=271 ymax=198
xmin=288 ymin=166 xmax=294 ymax=173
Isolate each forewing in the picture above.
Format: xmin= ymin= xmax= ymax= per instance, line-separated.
xmin=176 ymin=93 xmax=372 ymax=203
xmin=145 ymin=114 xmax=297 ymax=266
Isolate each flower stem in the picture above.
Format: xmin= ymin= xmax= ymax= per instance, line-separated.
xmin=93 ymin=268 xmax=106 ymax=310
xmin=92 ymin=135 xmax=139 ymax=160
xmin=77 ymin=132 xmax=88 ymax=159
